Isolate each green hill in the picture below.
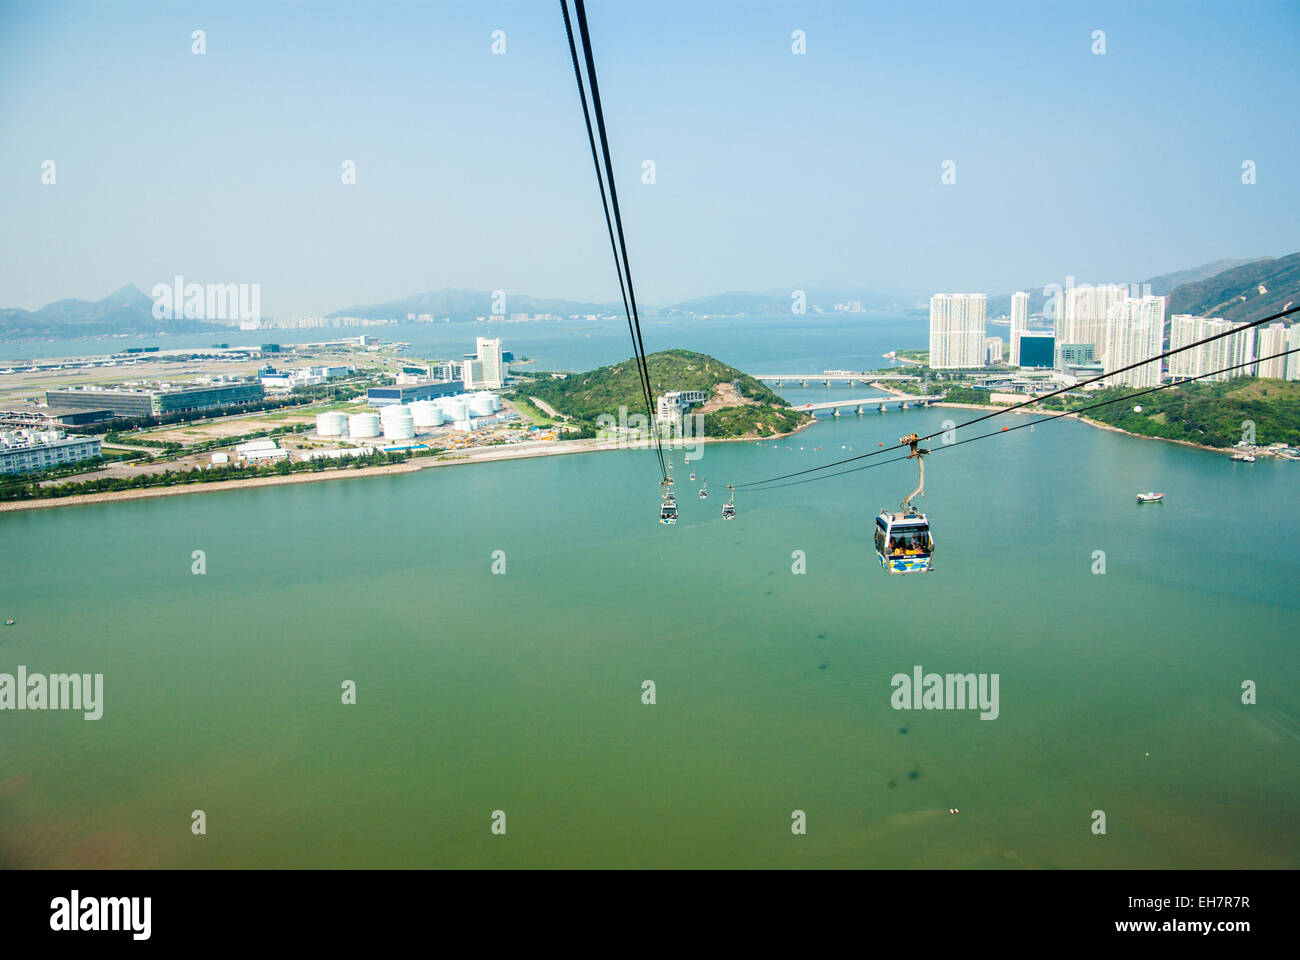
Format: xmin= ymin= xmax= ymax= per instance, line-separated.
xmin=1166 ymin=252 xmax=1300 ymax=324
xmin=515 ymin=349 xmax=811 ymax=438
xmin=1082 ymin=378 xmax=1300 ymax=448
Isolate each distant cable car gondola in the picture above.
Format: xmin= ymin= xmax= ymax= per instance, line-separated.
xmin=722 ymin=485 xmax=736 ymax=519
xmin=874 ymin=434 xmax=933 ymax=574
xmin=699 ymin=480 xmax=708 ymax=499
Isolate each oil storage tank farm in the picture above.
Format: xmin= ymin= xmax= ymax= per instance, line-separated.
xmin=316 ymin=411 xmax=348 ymax=436
xmin=409 ymin=400 xmax=445 ymax=430
xmin=437 ymin=396 xmax=468 ymax=424
xmin=380 ymin=403 xmax=415 ymax=441
xmin=348 ymin=412 xmax=381 ymax=439
xmin=467 ymin=393 xmax=498 ymax=417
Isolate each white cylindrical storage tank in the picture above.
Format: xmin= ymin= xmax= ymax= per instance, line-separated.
xmin=381 ymin=404 xmax=415 ymax=440
xmin=467 ymin=394 xmax=495 ymax=417
xmin=478 ymin=392 xmax=501 ymax=413
xmin=316 ymin=411 xmax=347 ymax=436
xmin=348 ymin=412 xmax=381 ymax=438
xmin=439 ymin=398 xmax=468 ymax=422
xmin=410 ymin=400 xmax=444 ymax=428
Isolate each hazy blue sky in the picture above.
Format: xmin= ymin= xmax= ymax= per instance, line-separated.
xmin=1 ymin=0 xmax=1296 ymax=316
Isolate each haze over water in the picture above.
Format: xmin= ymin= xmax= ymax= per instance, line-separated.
xmin=0 ymin=313 xmax=932 ymax=371
xmin=1 ymin=327 xmax=1297 ymax=868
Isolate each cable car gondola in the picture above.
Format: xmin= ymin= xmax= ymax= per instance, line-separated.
xmin=722 ymin=485 xmax=736 ymax=520
xmin=873 ymin=434 xmax=933 ymax=574
xmin=699 ymin=480 xmax=708 ymax=499
xmin=659 ymin=479 xmax=677 ymax=524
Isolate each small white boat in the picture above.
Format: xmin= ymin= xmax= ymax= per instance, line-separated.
xmin=1231 ymin=453 xmax=1256 ymax=462
xmin=1136 ymin=492 xmax=1164 ymax=503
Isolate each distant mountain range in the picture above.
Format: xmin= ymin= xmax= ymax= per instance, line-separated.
xmin=0 ymin=284 xmax=223 ymax=340
xmin=660 ymin=288 xmax=910 ymax=316
xmin=327 ymin=286 xmax=910 ymax=321
xmin=326 ymin=288 xmax=613 ymax=321
xmin=2 ymin=254 xmax=1293 ymax=341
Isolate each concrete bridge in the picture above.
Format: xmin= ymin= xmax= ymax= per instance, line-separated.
xmin=796 ymin=395 xmax=944 ymax=416
xmin=756 ymin=372 xmax=921 ymax=387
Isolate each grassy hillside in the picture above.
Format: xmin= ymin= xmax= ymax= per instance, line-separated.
xmin=1144 ymin=257 xmax=1266 ymax=296
xmin=984 ymin=258 xmax=1261 ymax=316
xmin=515 ymin=348 xmax=810 ymax=438
xmin=698 ymin=403 xmax=808 ymax=437
xmin=1083 ymin=378 xmax=1300 ymax=448
xmin=1166 ymin=252 xmax=1300 ymax=323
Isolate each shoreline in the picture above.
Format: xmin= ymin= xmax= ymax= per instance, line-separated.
xmin=931 ymin=400 xmax=1043 ymax=415
xmin=0 ymin=419 xmax=816 ymax=514
xmin=1070 ymin=413 xmax=1252 ymax=456
xmin=882 ymin=351 xmax=925 ymax=367
xmin=8 ymin=392 xmax=1272 ymax=514
xmin=932 ymin=401 xmax=1257 ymax=456
xmin=0 ymin=462 xmax=425 ymax=513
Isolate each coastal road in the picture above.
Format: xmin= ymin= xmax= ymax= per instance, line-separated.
xmin=529 ymin=396 xmax=564 ymax=419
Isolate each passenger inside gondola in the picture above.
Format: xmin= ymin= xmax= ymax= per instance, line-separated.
xmin=891 ymin=528 xmax=929 ymax=556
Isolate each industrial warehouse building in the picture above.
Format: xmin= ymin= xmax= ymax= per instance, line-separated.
xmin=45 ymin=381 xmax=265 ymax=418
xmin=234 ymin=438 xmax=289 ymax=462
xmin=366 ymin=380 xmax=462 ymax=406
xmin=0 ymin=405 xmax=114 ymax=428
xmin=0 ymin=430 xmax=102 ymax=474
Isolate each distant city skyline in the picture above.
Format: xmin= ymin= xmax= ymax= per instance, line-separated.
xmin=2 ymin=1 xmax=1297 ymax=317
xmin=926 ymin=282 xmax=1299 ymax=385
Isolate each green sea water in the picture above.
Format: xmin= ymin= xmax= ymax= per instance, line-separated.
xmin=1 ymin=398 xmax=1297 ymax=868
